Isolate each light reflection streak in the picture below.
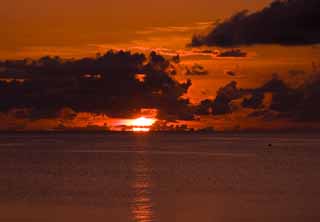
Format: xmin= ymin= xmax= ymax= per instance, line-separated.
xmin=131 ymin=150 xmax=155 ymax=222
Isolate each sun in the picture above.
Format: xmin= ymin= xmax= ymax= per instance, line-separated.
xmin=132 ymin=117 xmax=155 ymax=127
xmin=131 ymin=117 xmax=156 ymax=132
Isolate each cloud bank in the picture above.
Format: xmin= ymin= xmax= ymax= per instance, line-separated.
xmin=0 ymin=51 xmax=193 ymax=122
xmin=190 ymin=0 xmax=320 ymax=47
xmin=217 ymin=49 xmax=247 ymax=57
xmin=1 ymin=50 xmax=320 ymax=131
xmin=196 ymin=73 xmax=320 ymax=122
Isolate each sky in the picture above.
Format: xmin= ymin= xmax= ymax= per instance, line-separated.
xmin=1 ymin=0 xmax=271 ymax=58
xmin=1 ymin=0 xmax=320 ymax=132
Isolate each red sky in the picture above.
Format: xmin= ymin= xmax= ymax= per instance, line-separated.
xmin=2 ymin=0 xmax=271 ymax=58
xmin=1 ymin=0 xmax=320 ymax=131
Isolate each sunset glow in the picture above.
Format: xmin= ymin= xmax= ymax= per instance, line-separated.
xmin=132 ymin=127 xmax=150 ymax=132
xmin=1 ymin=0 xmax=320 ymax=221
xmin=1 ymin=0 xmax=319 ymax=133
xmin=130 ymin=117 xmax=156 ymax=132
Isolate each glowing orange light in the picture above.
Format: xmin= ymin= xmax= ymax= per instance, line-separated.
xmin=132 ymin=117 xmax=155 ymax=127
xmin=132 ymin=127 xmax=150 ymax=132
xmin=131 ymin=117 xmax=156 ymax=132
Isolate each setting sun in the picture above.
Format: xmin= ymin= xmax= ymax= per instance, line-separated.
xmin=131 ymin=117 xmax=156 ymax=132
xmin=132 ymin=117 xmax=155 ymax=127
xmin=2 ymin=0 xmax=320 ymax=221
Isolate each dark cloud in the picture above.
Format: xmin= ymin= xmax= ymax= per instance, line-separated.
xmin=211 ymin=81 xmax=243 ymax=115
xmin=195 ymin=72 xmax=320 ymax=121
xmin=195 ymin=81 xmax=245 ymax=116
xmin=242 ymin=93 xmax=264 ymax=109
xmin=247 ymin=110 xmax=280 ymax=121
xmin=225 ymin=70 xmax=236 ymax=76
xmin=190 ymin=0 xmax=320 ymax=47
xmin=193 ymin=49 xmax=216 ymax=54
xmin=199 ymin=50 xmax=214 ymax=54
xmin=0 ymin=50 xmax=193 ymax=121
xmin=217 ymin=49 xmax=247 ymax=57
xmin=171 ymin=54 xmax=181 ymax=64
xmin=185 ymin=64 xmax=209 ymax=76
xmin=195 ymin=99 xmax=213 ymax=115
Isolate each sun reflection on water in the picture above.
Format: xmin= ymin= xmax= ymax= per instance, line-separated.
xmin=131 ymin=153 xmax=154 ymax=222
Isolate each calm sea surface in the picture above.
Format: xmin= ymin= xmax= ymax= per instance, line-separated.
xmin=0 ymin=133 xmax=319 ymax=222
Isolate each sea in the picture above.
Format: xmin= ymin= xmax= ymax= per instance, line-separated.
xmin=0 ymin=133 xmax=319 ymax=222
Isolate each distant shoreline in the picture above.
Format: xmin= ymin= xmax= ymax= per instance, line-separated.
xmin=0 ymin=130 xmax=319 ymax=135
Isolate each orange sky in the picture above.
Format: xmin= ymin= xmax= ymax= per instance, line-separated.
xmin=2 ymin=0 xmax=318 ymax=96
xmin=1 ymin=0 xmax=271 ymax=58
xmin=2 ymin=0 xmax=320 ymax=131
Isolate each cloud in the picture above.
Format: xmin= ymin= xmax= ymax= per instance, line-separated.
xmin=211 ymin=81 xmax=243 ymax=115
xmin=195 ymin=71 xmax=320 ymax=122
xmin=242 ymin=93 xmax=264 ymax=109
xmin=136 ymin=21 xmax=214 ymax=35
xmin=0 ymin=50 xmax=193 ymax=121
xmin=225 ymin=70 xmax=237 ymax=76
xmin=217 ymin=49 xmax=247 ymax=57
xmin=194 ymin=81 xmax=244 ymax=116
xmin=185 ymin=63 xmax=209 ymax=76
xmin=190 ymin=0 xmax=320 ymax=47
xmin=195 ymin=49 xmax=215 ymax=54
xmin=2 ymin=49 xmax=320 ymax=131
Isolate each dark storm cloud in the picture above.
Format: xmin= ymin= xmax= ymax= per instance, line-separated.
xmin=196 ymin=73 xmax=320 ymax=121
xmin=217 ymin=49 xmax=247 ymax=57
xmin=0 ymin=51 xmax=193 ymax=121
xmin=190 ymin=0 xmax=320 ymax=47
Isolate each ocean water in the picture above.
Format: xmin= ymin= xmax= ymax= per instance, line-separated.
xmin=0 ymin=133 xmax=319 ymax=222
